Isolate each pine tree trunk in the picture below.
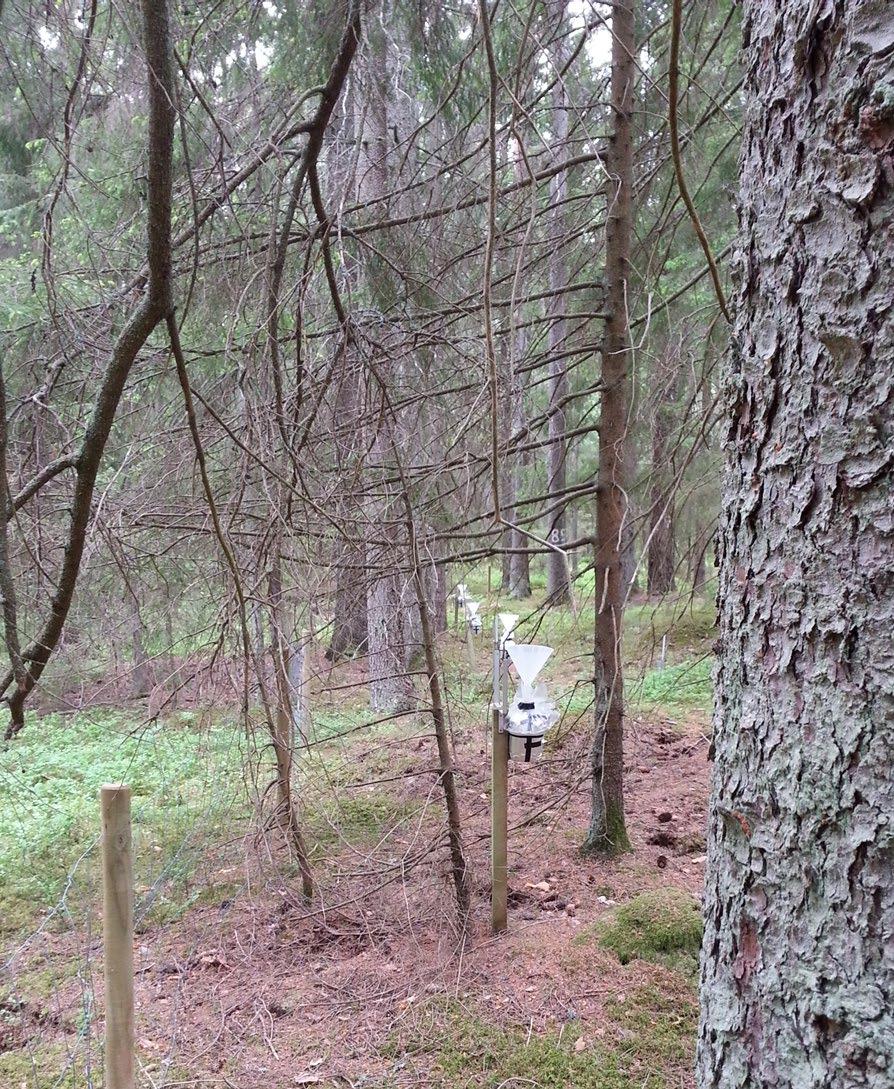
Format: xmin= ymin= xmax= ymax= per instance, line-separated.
xmin=699 ymin=1 xmax=894 ymax=1084
xmin=128 ymin=592 xmax=150 ymax=699
xmin=690 ymin=526 xmax=708 ymax=590
xmin=268 ymin=559 xmax=313 ymax=901
xmin=328 ymin=556 xmax=368 ymax=659
xmin=647 ymin=356 xmax=677 ymax=596
xmin=329 ymin=355 xmax=368 ymax=661
xmin=508 ymin=319 xmax=532 ymax=599
xmin=584 ymin=0 xmax=634 ymax=856
xmin=358 ymin=10 xmax=414 ymax=714
xmin=545 ymin=0 xmax=572 ymax=605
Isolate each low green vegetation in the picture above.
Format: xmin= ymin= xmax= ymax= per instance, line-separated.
xmin=628 ymin=656 xmax=713 ymax=715
xmin=308 ymin=791 xmax=420 ymax=855
xmin=384 ymin=986 xmax=696 ymax=1088
xmin=0 ymin=709 xmax=244 ymax=933
xmin=0 ymin=1042 xmax=83 ymax=1089
xmin=590 ymin=889 xmax=704 ymax=977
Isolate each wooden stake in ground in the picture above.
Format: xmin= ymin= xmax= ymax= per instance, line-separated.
xmin=491 ymin=704 xmax=509 ymax=933
xmin=491 ymin=619 xmax=508 ymax=933
xmin=101 ymin=783 xmax=134 ymax=1089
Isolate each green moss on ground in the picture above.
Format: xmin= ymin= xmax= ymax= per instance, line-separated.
xmin=383 ymin=985 xmax=696 ymax=1088
xmin=628 ymin=656 xmax=714 ymax=715
xmin=308 ymin=791 xmax=419 ymax=855
xmin=588 ymin=889 xmax=704 ymax=977
xmin=0 ymin=1042 xmax=82 ymax=1088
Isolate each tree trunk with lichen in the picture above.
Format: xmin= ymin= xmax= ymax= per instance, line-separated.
xmin=698 ymin=1 xmax=894 ymax=1085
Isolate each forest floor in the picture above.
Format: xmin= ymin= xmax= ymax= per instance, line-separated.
xmin=0 ymin=582 xmax=716 ymax=1088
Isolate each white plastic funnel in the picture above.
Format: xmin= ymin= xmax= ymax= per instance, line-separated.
xmin=507 ymin=642 xmax=553 ymax=687
xmin=498 ymin=613 xmax=518 ymax=638
xmin=466 ymin=600 xmax=480 ymax=618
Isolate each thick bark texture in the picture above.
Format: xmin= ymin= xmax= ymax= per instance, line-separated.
xmin=699 ymin=2 xmax=894 ymax=1086
xmin=584 ymin=0 xmax=634 ymax=856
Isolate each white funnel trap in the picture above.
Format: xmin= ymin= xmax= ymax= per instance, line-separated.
xmin=498 ymin=613 xmax=518 ymax=648
xmin=507 ymin=642 xmax=552 ymax=688
xmin=505 ymin=643 xmax=558 ymax=762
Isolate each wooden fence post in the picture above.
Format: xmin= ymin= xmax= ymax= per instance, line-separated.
xmin=491 ymin=705 xmax=509 ymax=933
xmin=101 ymin=784 xmax=134 ymax=1089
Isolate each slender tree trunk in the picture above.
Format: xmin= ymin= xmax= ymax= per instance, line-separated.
xmin=545 ymin=0 xmax=572 ymax=605
xmin=327 ymin=96 xmax=369 ymax=662
xmin=690 ymin=526 xmax=708 ymax=590
xmin=361 ymin=10 xmax=414 ymax=714
xmin=584 ymin=0 xmax=634 ymax=856
xmin=129 ymin=592 xmax=150 ymax=698
xmin=401 ymin=492 xmax=469 ymax=922
xmin=647 ymin=352 xmax=677 ymax=596
xmin=508 ymin=325 xmax=532 ymax=599
xmin=268 ymin=558 xmax=313 ymax=901
xmin=433 ymin=563 xmax=448 ymax=632
xmin=329 ymin=362 xmax=368 ymax=661
xmin=698 ymin=2 xmax=894 ymax=1085
xmin=164 ymin=606 xmax=177 ymax=709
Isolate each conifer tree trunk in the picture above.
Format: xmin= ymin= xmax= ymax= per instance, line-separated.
xmin=584 ymin=0 xmax=634 ymax=856
xmin=647 ymin=351 xmax=677 ymax=596
xmin=361 ymin=9 xmax=414 ymax=714
xmin=699 ymin=1 xmax=894 ymax=1084
xmin=129 ymin=592 xmax=150 ymax=698
xmin=545 ymin=0 xmax=572 ymax=605
xmin=508 ymin=275 xmax=532 ymax=599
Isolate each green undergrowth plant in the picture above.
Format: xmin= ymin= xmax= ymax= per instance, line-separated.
xmin=628 ymin=656 xmax=713 ymax=715
xmin=625 ymin=597 xmax=717 ymax=663
xmin=585 ymin=889 xmax=704 ymax=978
xmin=307 ymin=791 xmax=420 ymax=858
xmin=0 ymin=1041 xmax=84 ymax=1088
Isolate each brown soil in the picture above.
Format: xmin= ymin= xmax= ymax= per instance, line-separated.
xmin=3 ymin=712 xmax=710 ymax=1088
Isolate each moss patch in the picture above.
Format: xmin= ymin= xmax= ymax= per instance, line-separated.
xmin=308 ymin=791 xmax=418 ymax=856
xmin=590 ymin=889 xmax=703 ymax=977
xmin=0 ymin=709 xmax=244 ymax=934
xmin=0 ymin=1042 xmax=82 ymax=1088
xmin=385 ymin=988 xmax=696 ymax=1088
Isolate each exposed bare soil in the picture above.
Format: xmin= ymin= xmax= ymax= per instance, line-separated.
xmin=5 ymin=711 xmax=710 ymax=1088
